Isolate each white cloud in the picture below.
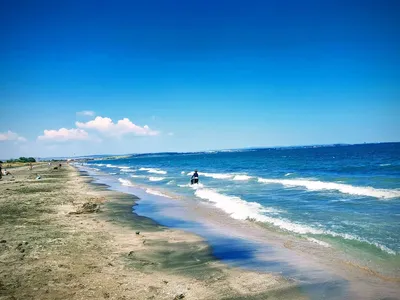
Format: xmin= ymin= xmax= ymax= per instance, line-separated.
xmin=0 ymin=130 xmax=27 ymax=142
xmin=76 ymin=110 xmax=95 ymax=117
xmin=76 ymin=116 xmax=159 ymax=137
xmin=38 ymin=128 xmax=90 ymax=142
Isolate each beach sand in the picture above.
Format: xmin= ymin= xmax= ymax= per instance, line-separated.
xmin=0 ymin=164 xmax=306 ymax=300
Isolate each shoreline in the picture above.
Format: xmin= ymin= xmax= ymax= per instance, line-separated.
xmin=81 ymin=164 xmax=400 ymax=300
xmin=0 ymin=163 xmax=306 ymax=299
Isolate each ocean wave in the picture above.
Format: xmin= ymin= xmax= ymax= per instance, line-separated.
xmin=379 ymin=163 xmax=391 ymax=167
xmin=193 ymin=187 xmax=396 ymax=255
xmin=167 ymin=180 xmax=175 ymax=185
xmin=130 ymin=174 xmax=146 ymax=178
xmin=232 ymin=175 xmax=252 ymax=181
xmin=257 ymin=177 xmax=400 ymax=199
xmin=109 ymin=172 xmax=118 ymax=175
xmin=178 ymin=183 xmax=205 ymax=189
xmin=148 ymin=177 xmax=165 ymax=182
xmin=120 ymin=168 xmax=136 ymax=173
xmin=145 ymin=188 xmax=171 ymax=198
xmin=326 ymin=232 xmax=396 ymax=255
xmin=194 ymin=188 xmax=282 ymax=221
xmin=117 ymin=166 xmax=130 ymax=169
xmin=284 ymin=173 xmax=294 ymax=177
xmin=200 ymin=172 xmax=233 ymax=179
xmin=185 ymin=171 xmax=229 ymax=179
xmin=307 ymin=238 xmax=331 ymax=248
xmin=139 ymin=167 xmax=167 ymax=175
xmin=118 ymin=178 xmax=134 ymax=187
xmin=185 ymin=171 xmax=245 ymax=180
xmin=92 ymin=163 xmax=105 ymax=167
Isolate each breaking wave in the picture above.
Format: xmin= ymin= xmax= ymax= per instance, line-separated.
xmin=118 ymin=178 xmax=134 ymax=187
xmin=192 ymin=187 xmax=396 ymax=255
xmin=257 ymin=177 xmax=400 ymax=199
xmin=148 ymin=177 xmax=165 ymax=182
xmin=139 ymin=167 xmax=167 ymax=175
xmin=233 ymin=175 xmax=252 ymax=181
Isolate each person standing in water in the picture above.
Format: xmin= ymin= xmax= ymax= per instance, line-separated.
xmin=191 ymin=170 xmax=199 ymax=184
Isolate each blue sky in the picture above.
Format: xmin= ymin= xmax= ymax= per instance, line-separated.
xmin=1 ymin=0 xmax=399 ymax=158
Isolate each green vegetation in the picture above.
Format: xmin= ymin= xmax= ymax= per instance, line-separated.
xmin=6 ymin=157 xmax=36 ymax=163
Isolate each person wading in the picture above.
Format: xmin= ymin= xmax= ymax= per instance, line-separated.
xmin=191 ymin=170 xmax=199 ymax=184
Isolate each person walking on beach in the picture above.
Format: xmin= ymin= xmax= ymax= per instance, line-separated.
xmin=191 ymin=170 xmax=199 ymax=184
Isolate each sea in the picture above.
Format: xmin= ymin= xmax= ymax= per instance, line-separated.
xmin=80 ymin=142 xmax=400 ymax=298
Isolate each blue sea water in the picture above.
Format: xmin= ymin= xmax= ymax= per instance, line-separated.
xmin=85 ymin=143 xmax=400 ymax=262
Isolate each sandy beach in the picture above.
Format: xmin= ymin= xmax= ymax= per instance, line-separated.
xmin=0 ymin=164 xmax=306 ymax=300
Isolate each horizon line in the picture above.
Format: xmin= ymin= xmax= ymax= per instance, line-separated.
xmin=28 ymin=141 xmax=400 ymax=160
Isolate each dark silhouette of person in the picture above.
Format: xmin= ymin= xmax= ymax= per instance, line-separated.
xmin=191 ymin=170 xmax=199 ymax=184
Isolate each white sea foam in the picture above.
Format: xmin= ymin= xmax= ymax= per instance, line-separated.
xmin=109 ymin=172 xmax=118 ymax=175
xmin=120 ymin=168 xmax=136 ymax=173
xmin=106 ymin=164 xmax=117 ymax=168
xmin=139 ymin=167 xmax=167 ymax=175
xmin=148 ymin=177 xmax=165 ymax=182
xmin=118 ymin=178 xmax=134 ymax=187
xmin=379 ymin=163 xmax=391 ymax=167
xmin=181 ymin=171 xmax=186 ymax=175
xmin=130 ymin=174 xmax=146 ymax=178
xmin=193 ymin=187 xmax=396 ymax=255
xmin=232 ymin=175 xmax=252 ymax=181
xmin=200 ymin=172 xmax=233 ymax=179
xmin=145 ymin=189 xmax=171 ymax=198
xmin=307 ymin=238 xmax=331 ymax=248
xmin=325 ymin=232 xmax=397 ymax=255
xmin=194 ymin=188 xmax=282 ymax=222
xmin=284 ymin=173 xmax=293 ymax=177
xmin=257 ymin=177 xmax=400 ymax=199
xmin=372 ymin=242 xmax=396 ymax=255
xmin=185 ymin=171 xmax=238 ymax=180
xmin=178 ymin=182 xmax=205 ymax=189
xmin=167 ymin=180 xmax=175 ymax=185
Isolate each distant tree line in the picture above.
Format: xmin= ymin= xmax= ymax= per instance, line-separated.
xmin=6 ymin=157 xmax=36 ymax=163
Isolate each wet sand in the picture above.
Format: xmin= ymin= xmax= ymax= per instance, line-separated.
xmin=83 ymin=166 xmax=400 ymax=300
xmin=0 ymin=164 xmax=306 ymax=299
